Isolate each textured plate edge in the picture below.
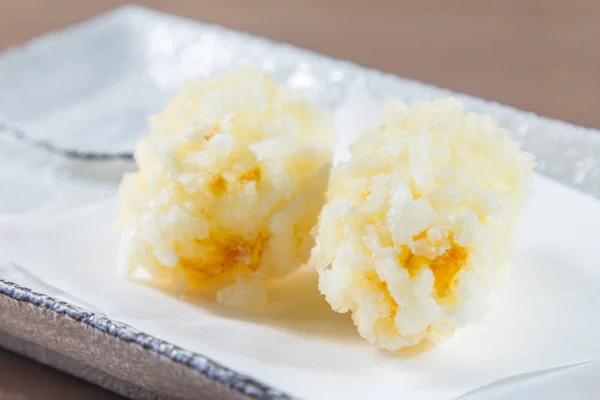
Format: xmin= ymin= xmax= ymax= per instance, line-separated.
xmin=0 ymin=279 xmax=292 ymax=400
xmin=0 ymin=4 xmax=599 ymax=400
xmin=0 ymin=331 xmax=165 ymax=400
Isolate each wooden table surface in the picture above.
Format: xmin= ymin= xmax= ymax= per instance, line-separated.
xmin=0 ymin=0 xmax=598 ymax=398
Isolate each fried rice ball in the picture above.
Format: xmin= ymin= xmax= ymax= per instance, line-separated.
xmin=310 ymin=98 xmax=534 ymax=350
xmin=118 ymin=68 xmax=334 ymax=307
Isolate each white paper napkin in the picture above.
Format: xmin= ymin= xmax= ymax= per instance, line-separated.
xmin=1 ymin=174 xmax=599 ymax=399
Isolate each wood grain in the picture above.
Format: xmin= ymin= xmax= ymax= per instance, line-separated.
xmin=0 ymin=0 xmax=598 ymax=398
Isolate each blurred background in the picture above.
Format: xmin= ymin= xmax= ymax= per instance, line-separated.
xmin=1 ymin=0 xmax=599 ymax=128
xmin=0 ymin=0 xmax=598 ymax=399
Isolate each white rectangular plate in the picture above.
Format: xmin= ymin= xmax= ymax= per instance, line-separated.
xmin=1 ymin=5 xmax=600 ymax=400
